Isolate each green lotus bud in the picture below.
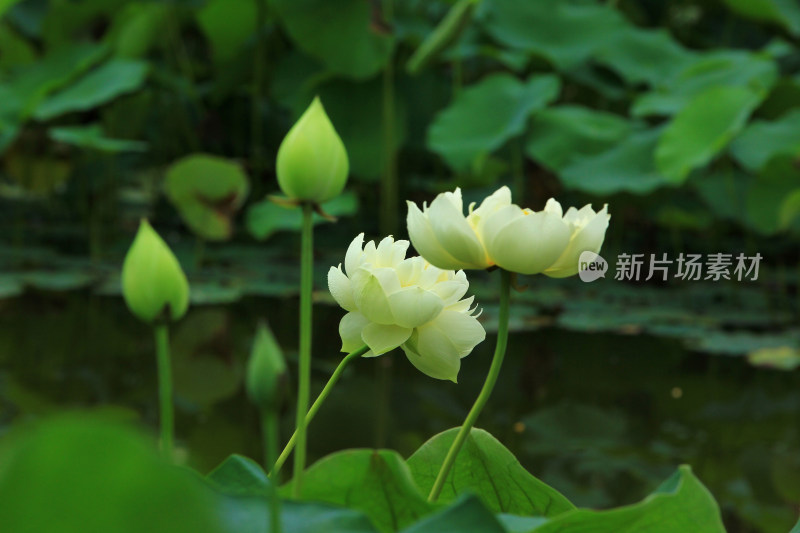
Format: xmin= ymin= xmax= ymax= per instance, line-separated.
xmin=246 ymin=323 xmax=288 ymax=411
xmin=276 ymin=96 xmax=349 ymax=203
xmin=122 ymin=220 xmax=190 ymax=323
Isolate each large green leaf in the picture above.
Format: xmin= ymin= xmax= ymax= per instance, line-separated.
xmin=400 ymin=495 xmax=505 ymax=533
xmin=107 ymin=2 xmax=170 ymax=58
xmin=656 ymin=86 xmax=762 ymax=183
xmin=205 ymin=454 xmax=379 ymax=533
xmin=428 ymin=73 xmax=560 ymax=172
xmin=197 ymin=0 xmax=257 ymax=66
xmin=0 ymin=0 xmax=23 ymax=19
xmin=0 ymin=21 xmax=35 ymax=70
xmin=247 ymin=190 xmax=358 ymax=240
xmin=693 ymin=160 xmax=800 ymax=235
xmin=270 ymin=0 xmax=394 ymax=79
xmin=559 ymin=127 xmax=670 ymax=194
xmin=49 ymin=123 xmax=147 ymax=153
xmin=164 ymin=154 xmax=250 ymax=241
xmin=722 ymin=0 xmax=800 ymax=36
xmin=482 ymin=0 xmax=627 ymax=69
xmin=34 ymin=59 xmax=149 ymax=121
xmin=525 ymin=105 xmax=633 ymax=171
xmin=0 ymin=416 xmax=226 ymax=533
xmin=283 ymin=449 xmax=434 ymax=533
xmin=0 ymin=42 xmax=107 ymax=121
xmin=206 ymin=454 xmax=270 ymax=495
xmin=632 ymin=51 xmax=777 ymax=117
xmin=406 ymin=428 xmax=575 ymax=517
xmin=527 ymin=466 xmax=725 ymax=532
xmin=729 ymin=108 xmax=800 ymax=172
xmin=593 ymin=27 xmax=696 ymax=86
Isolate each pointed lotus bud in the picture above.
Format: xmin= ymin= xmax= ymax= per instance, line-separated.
xmin=246 ymin=323 xmax=288 ymax=411
xmin=122 ymin=220 xmax=190 ymax=323
xmin=276 ymin=96 xmax=349 ymax=203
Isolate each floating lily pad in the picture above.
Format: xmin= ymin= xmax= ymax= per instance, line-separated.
xmin=164 ymin=154 xmax=250 ymax=241
xmin=747 ymin=347 xmax=800 ymax=371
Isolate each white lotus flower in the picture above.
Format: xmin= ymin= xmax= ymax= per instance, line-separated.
xmin=539 ymin=199 xmax=610 ymax=278
xmin=406 ymin=186 xmax=512 ymax=270
xmin=407 ymin=186 xmax=610 ymax=277
xmin=328 ymin=234 xmax=485 ymax=382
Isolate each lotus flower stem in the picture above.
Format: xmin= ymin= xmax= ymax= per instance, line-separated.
xmin=272 ymin=344 xmax=368 ymax=478
xmin=154 ymin=323 xmax=174 ymax=459
xmin=292 ymin=202 xmax=315 ymax=496
xmin=428 ymin=269 xmax=511 ymax=502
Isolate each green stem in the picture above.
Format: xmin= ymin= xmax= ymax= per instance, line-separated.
xmin=428 ymin=269 xmax=512 ymax=502
xmin=272 ymin=345 xmax=368 ymax=477
xmin=154 ymin=323 xmax=174 ymax=459
xmin=292 ymin=203 xmax=315 ymax=496
xmin=263 ymin=410 xmax=282 ymax=533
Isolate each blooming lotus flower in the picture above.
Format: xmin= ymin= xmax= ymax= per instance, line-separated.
xmin=540 ymin=199 xmax=610 ymax=278
xmin=328 ymin=234 xmax=485 ymax=382
xmin=406 ymin=186 xmax=512 ymax=270
xmin=276 ymin=96 xmax=349 ymax=203
xmin=407 ymin=186 xmax=610 ymax=277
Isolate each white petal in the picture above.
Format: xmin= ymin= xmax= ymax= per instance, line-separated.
xmin=429 ymin=279 xmax=468 ymax=306
xmin=376 ymin=236 xmax=395 ymax=266
xmin=387 ymin=286 xmax=444 ymax=328
xmin=327 ymin=265 xmax=356 ymax=312
xmin=361 ymin=322 xmax=413 ymax=355
xmin=447 ymin=295 xmax=475 ymax=314
xmin=479 ymin=204 xmax=525 ymax=248
xmin=425 ymin=309 xmax=486 ymax=358
xmin=545 ymin=206 xmax=610 ymax=278
xmin=487 ymin=211 xmax=571 ymax=275
xmin=352 ymin=269 xmax=396 ymax=325
xmin=467 ymin=186 xmax=513 ymax=236
xmin=544 ymin=198 xmax=563 ymax=217
xmin=406 ymin=201 xmax=467 ymax=270
xmin=401 ymin=332 xmax=461 ymax=383
xmin=339 ymin=312 xmax=369 ymax=352
xmin=390 ymin=240 xmax=410 ymax=266
xmin=427 ymin=194 xmax=489 ymax=268
xmin=344 ymin=233 xmax=364 ymax=276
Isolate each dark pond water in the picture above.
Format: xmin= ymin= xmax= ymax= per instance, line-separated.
xmin=1 ymin=291 xmax=798 ymax=533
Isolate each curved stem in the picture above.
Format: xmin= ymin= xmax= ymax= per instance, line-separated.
xmin=154 ymin=323 xmax=174 ymax=459
xmin=428 ymin=269 xmax=512 ymax=502
xmin=272 ymin=345 xmax=368 ymax=478
xmin=292 ymin=203 xmax=315 ymax=496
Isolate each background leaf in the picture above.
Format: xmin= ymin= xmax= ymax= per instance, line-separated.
xmin=428 ymin=73 xmax=560 ymax=172
xmin=656 ymin=86 xmax=762 ymax=183
xmin=33 ymin=59 xmax=149 ymax=121
xmin=270 ymin=0 xmax=394 ymax=79
xmin=164 ymin=154 xmax=250 ymax=241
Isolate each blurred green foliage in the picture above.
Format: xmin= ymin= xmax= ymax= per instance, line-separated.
xmin=1 ymin=0 xmax=800 ymax=246
xmin=2 ymin=0 xmax=800 ymax=531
